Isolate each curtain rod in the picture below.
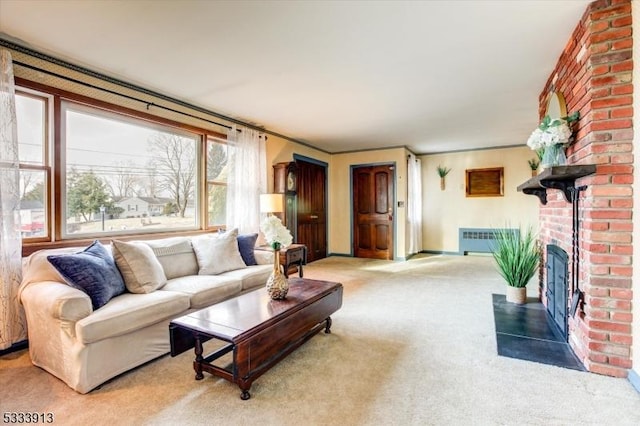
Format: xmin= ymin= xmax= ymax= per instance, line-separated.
xmin=14 ymin=60 xmax=242 ymax=132
xmin=0 ymin=38 xmax=329 ymax=152
xmin=2 ymin=40 xmax=273 ymax=135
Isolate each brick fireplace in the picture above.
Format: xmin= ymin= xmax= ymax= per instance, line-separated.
xmin=536 ymin=0 xmax=633 ymax=377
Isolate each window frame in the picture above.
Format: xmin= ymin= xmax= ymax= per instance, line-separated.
xmin=59 ymin=100 xmax=203 ymax=239
xmin=15 ymin=78 xmax=228 ymax=256
xmin=205 ymin=135 xmax=230 ymax=230
xmin=16 ymin=88 xmax=52 ymax=243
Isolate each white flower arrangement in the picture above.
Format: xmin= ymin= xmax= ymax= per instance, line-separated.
xmin=526 ymin=112 xmax=579 ymax=152
xmin=526 ymin=122 xmax=571 ymax=150
xmin=260 ymin=215 xmax=293 ymax=250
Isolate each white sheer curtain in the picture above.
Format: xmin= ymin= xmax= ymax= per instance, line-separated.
xmin=226 ymin=125 xmax=267 ymax=234
xmin=407 ymin=153 xmax=423 ymax=256
xmin=0 ymin=49 xmax=26 ymax=350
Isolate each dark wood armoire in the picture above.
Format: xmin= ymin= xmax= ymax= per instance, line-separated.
xmin=273 ymin=159 xmax=327 ymax=262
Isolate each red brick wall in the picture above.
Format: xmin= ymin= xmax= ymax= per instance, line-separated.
xmin=538 ymin=0 xmax=633 ymax=377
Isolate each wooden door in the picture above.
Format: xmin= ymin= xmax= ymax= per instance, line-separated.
xmin=353 ymin=164 xmax=394 ymax=260
xmin=295 ymin=160 xmax=327 ymax=262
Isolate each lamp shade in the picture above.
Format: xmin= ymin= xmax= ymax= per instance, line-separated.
xmin=260 ymin=193 xmax=284 ymax=213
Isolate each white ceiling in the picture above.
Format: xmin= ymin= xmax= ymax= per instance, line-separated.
xmin=0 ymin=0 xmax=591 ymax=154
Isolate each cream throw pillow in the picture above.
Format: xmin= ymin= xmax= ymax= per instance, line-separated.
xmin=145 ymin=237 xmax=199 ymax=279
xmin=112 ymin=240 xmax=167 ymax=293
xmin=191 ymin=229 xmax=247 ymax=275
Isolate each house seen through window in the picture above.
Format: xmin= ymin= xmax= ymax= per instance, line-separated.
xmin=15 ymin=83 xmax=231 ymax=245
xmin=62 ymin=102 xmax=200 ymax=236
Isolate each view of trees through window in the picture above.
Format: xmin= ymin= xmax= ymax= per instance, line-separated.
xmin=16 ymin=84 xmax=232 ymax=243
xmin=62 ymin=103 xmax=200 ymax=236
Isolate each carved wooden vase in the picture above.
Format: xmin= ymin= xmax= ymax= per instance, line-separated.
xmin=266 ymin=249 xmax=288 ymax=300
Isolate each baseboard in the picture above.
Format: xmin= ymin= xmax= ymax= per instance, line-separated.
xmin=420 ymin=250 xmax=460 ymax=256
xmin=628 ymin=369 xmax=640 ymax=394
xmin=0 ymin=340 xmax=28 ymax=357
xmin=326 ymin=252 xmax=352 ymax=257
xmin=328 ymin=252 xmax=408 ymax=261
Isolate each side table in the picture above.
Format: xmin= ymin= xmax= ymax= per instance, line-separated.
xmin=280 ymin=244 xmax=307 ymax=278
xmin=256 ymin=244 xmax=307 ymax=278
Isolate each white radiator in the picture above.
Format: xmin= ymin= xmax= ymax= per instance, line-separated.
xmin=458 ymin=228 xmax=519 ymax=255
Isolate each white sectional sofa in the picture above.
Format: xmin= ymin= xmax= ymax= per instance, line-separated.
xmin=18 ymin=230 xmax=273 ymax=394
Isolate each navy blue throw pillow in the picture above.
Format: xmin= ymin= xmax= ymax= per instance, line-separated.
xmin=237 ymin=233 xmax=258 ymax=266
xmin=47 ymin=241 xmax=126 ymax=310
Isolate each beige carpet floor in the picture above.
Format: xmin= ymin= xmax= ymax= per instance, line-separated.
xmin=1 ymin=254 xmax=639 ymax=425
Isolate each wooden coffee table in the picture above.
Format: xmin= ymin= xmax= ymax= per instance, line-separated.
xmin=169 ymin=278 xmax=343 ymax=400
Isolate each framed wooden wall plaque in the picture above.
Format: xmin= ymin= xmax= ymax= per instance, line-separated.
xmin=465 ymin=167 xmax=504 ymax=197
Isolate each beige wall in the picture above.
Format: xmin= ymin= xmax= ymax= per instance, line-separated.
xmin=11 ymin=44 xmax=537 ymax=265
xmin=328 ymin=148 xmax=408 ymax=259
xmin=420 ymin=146 xmax=540 ymax=253
xmin=265 ymin=135 xmax=330 ymax=193
xmin=266 ymin=141 xmax=409 ymax=259
xmin=271 ymin=142 xmax=537 ymax=260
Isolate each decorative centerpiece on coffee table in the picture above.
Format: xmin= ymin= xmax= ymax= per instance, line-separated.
xmin=260 ymin=215 xmax=293 ymax=299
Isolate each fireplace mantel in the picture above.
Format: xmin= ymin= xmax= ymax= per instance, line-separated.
xmin=517 ymin=165 xmax=596 ymax=205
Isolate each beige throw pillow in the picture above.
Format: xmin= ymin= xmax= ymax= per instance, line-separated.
xmin=112 ymin=240 xmax=167 ymax=293
xmin=145 ymin=237 xmax=199 ymax=279
xmin=191 ymin=229 xmax=247 ymax=275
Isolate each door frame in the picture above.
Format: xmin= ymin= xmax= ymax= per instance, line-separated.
xmin=293 ymin=154 xmax=329 ymax=257
xmin=350 ymin=162 xmax=397 ymax=260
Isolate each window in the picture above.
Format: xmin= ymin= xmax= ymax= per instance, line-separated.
xmin=15 ymin=81 xmax=230 ymax=250
xmin=206 ymin=136 xmax=230 ymax=228
xmin=16 ymin=91 xmax=50 ymax=240
xmin=62 ymin=101 xmax=200 ymax=237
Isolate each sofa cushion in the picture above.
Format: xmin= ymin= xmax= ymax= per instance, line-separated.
xmin=47 ymin=241 xmax=126 ymax=310
xmin=237 ymin=233 xmax=259 ymax=266
xmin=254 ymin=249 xmax=274 ymax=265
xmin=20 ymin=246 xmax=81 ymax=290
xmin=145 ymin=237 xmax=199 ymax=279
xmin=191 ymin=229 xmax=246 ymax=275
xmin=112 ymin=240 xmax=167 ymax=294
xmin=161 ymin=275 xmax=242 ymax=309
xmin=222 ymin=264 xmax=273 ymax=291
xmin=76 ymin=290 xmax=190 ymax=344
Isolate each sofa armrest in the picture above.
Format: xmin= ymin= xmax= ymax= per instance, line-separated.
xmin=254 ymin=250 xmax=274 ymax=265
xmin=21 ymin=281 xmax=92 ymax=322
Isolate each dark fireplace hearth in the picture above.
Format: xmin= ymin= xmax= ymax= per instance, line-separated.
xmin=492 ymin=294 xmax=584 ymax=371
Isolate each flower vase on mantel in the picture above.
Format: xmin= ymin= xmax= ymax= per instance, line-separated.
xmin=266 ymin=245 xmax=289 ymax=300
xmin=540 ymin=144 xmax=567 ymax=170
xmin=527 ymin=112 xmax=578 ymax=172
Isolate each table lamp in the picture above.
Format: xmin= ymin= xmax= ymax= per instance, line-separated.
xmin=259 ymin=193 xmax=284 ymax=215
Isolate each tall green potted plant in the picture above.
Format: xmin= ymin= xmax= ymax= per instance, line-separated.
xmin=491 ymin=227 xmax=539 ymax=304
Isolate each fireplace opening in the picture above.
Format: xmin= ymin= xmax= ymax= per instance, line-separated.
xmin=546 ymin=244 xmax=568 ymax=340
